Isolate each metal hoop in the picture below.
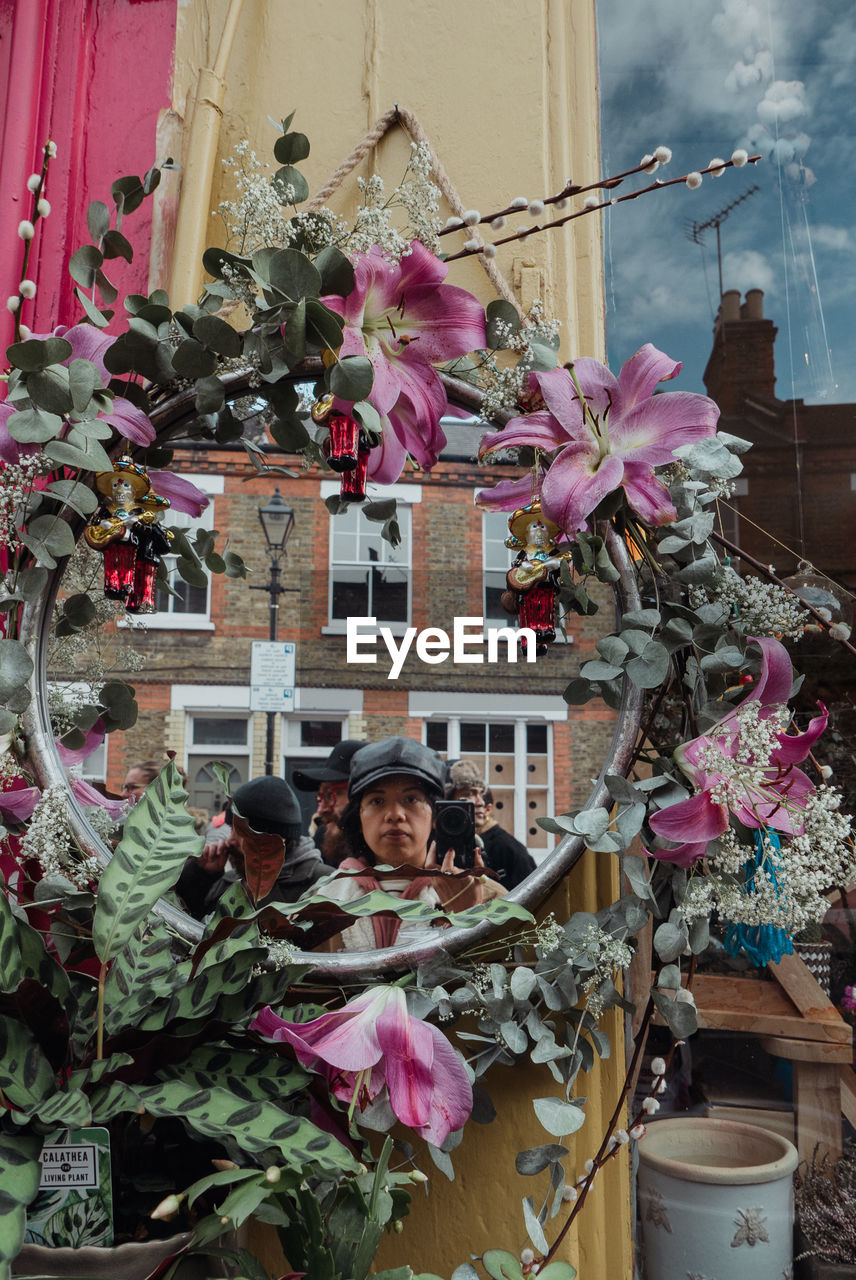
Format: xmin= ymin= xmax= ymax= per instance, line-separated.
xmin=20 ymin=365 xmax=643 ymax=976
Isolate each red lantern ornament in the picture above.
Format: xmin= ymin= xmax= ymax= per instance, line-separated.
xmin=325 ymin=414 xmax=361 ymax=472
xmin=518 ymin=583 xmax=558 ymax=653
xmin=126 ymin=522 xmax=173 ymax=614
xmin=339 ymin=441 xmax=370 ymax=503
xmin=102 ymin=539 xmax=138 ymax=600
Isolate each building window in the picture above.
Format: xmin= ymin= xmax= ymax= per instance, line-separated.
xmin=423 ymin=714 xmax=553 ymax=857
xmin=483 ymin=510 xmax=513 ymax=626
xmin=145 ymin=475 xmax=224 ymax=630
xmin=185 ymin=713 xmax=251 ymax=816
xmin=280 ymin=714 xmax=349 ymax=829
xmin=322 ymin=483 xmax=420 ymax=633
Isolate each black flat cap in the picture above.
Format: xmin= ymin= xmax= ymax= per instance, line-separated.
xmin=292 ymin=739 xmax=367 ymax=791
xmin=348 ymin=737 xmax=445 ymax=800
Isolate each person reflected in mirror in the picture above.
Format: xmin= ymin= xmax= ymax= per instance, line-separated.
xmin=120 ymin=760 xmax=160 ymax=807
xmin=446 ymin=764 xmax=536 ymax=891
xmin=177 ymin=776 xmax=328 ymax=919
xmin=292 ymin=740 xmax=367 ymax=866
xmin=325 ymin=737 xmax=505 ymax=950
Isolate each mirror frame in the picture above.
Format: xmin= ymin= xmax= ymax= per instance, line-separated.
xmin=20 ymin=363 xmax=643 ymax=978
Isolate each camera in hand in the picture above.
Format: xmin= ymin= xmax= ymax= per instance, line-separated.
xmin=434 ymin=799 xmax=476 ymax=870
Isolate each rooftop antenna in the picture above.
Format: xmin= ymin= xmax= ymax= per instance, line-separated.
xmin=685 ymin=184 xmax=760 ymax=300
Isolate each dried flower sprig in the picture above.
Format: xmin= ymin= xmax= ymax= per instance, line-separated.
xmin=6 ymin=139 xmax=56 ymax=343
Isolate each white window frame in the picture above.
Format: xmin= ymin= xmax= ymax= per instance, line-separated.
xmin=143 ymin=474 xmax=224 ymax=630
xmin=410 ymin=691 xmax=567 ymax=858
xmin=279 ymin=687 xmax=363 ymax=775
xmin=322 ymin=482 xmax=422 ymax=636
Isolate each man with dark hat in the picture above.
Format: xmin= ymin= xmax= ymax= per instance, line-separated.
xmin=292 ymin=739 xmax=366 ymax=866
xmin=177 ymin=775 xmax=328 ymax=918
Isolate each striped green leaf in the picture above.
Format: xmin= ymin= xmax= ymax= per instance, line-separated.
xmin=0 ymin=1132 xmax=42 ymax=1274
xmin=93 ymin=761 xmax=202 ymax=962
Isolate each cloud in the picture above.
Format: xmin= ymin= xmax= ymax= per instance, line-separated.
xmin=724 ymin=50 xmax=774 ymax=93
xmin=722 ymin=249 xmax=779 ymax=297
xmin=810 ymin=224 xmax=853 ymax=252
xmin=756 ymin=79 xmax=808 ymax=126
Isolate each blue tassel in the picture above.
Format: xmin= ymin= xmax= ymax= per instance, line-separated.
xmin=723 ymin=829 xmax=794 ymax=967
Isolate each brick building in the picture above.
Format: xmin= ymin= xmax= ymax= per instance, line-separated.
xmin=82 ymin=410 xmax=617 ymax=860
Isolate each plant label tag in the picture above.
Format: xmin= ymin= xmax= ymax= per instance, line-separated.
xmin=26 ymin=1127 xmax=114 ymax=1248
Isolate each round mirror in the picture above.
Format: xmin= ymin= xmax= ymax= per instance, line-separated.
xmin=21 ymin=366 xmax=639 ymax=972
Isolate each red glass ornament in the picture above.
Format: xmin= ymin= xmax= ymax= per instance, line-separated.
xmin=340 ymin=446 xmax=369 ymax=502
xmin=102 ymin=541 xmax=137 ymax=599
xmin=325 ymin=415 xmax=360 ymax=471
xmin=125 ymin=558 xmax=158 ymax=614
xmin=518 ymin=584 xmax=557 ymax=653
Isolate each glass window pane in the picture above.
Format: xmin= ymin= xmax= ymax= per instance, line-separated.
xmin=489 ymin=723 xmax=515 ymax=753
xmin=527 ymin=724 xmax=548 ymax=754
xmin=300 ymin=720 xmax=342 ymax=747
xmin=460 ymin=723 xmax=485 ymax=752
xmin=484 ymin=572 xmax=508 ymax=621
xmin=331 ymin=568 xmax=369 ymax=619
xmin=192 ymin=718 xmax=249 ymax=746
xmin=425 ymin=721 xmax=447 ymax=752
xmin=372 ymin=566 xmax=408 ymax=622
xmin=172 ymin=577 xmax=208 ymax=614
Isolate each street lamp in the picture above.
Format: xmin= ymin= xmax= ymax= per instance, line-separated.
xmin=250 ymin=488 xmax=296 ymax=774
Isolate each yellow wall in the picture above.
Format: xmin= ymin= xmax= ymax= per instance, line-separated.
xmin=169 ymin=3 xmax=631 ymax=1276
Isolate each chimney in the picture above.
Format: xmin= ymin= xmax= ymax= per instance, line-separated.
xmin=703 ymin=289 xmax=777 ymax=414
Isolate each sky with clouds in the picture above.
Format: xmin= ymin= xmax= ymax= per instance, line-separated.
xmin=597 ymin=0 xmax=856 ymax=403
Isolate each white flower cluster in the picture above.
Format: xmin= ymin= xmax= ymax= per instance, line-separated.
xmin=18 ymin=785 xmax=98 ymax=887
xmin=534 ymin=912 xmax=566 ymax=954
xmin=679 ymin=789 xmax=854 ymax=935
xmin=476 ymin=299 xmax=562 ymax=418
xmin=345 ymin=145 xmax=442 ymax=262
xmin=0 ymin=454 xmax=47 ymax=553
xmin=698 ymin=700 xmax=791 ymax=818
xmin=577 ymin=922 xmax=633 ymax=1014
xmin=706 ymin=564 xmax=808 ymax=640
xmin=217 ymin=139 xmax=293 ymax=254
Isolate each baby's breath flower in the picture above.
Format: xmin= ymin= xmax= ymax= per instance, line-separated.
xmin=731 ymin=148 xmax=749 ymax=167
xmin=686 ymin=172 xmax=703 ymax=190
xmin=17 ymin=221 xmax=35 ymax=240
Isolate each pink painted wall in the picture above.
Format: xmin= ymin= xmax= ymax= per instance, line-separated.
xmin=0 ymin=0 xmax=177 ymax=348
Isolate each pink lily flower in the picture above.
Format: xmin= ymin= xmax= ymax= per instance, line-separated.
xmin=322 ymin=241 xmax=486 ymax=480
xmin=30 ymin=324 xmax=154 ymax=447
xmin=251 ymin=985 xmax=472 ymax=1148
xmin=0 ymin=786 xmax=41 ymax=824
xmin=647 ymin=638 xmax=828 ymax=867
xmin=147 ymin=470 xmax=209 ymax=517
xmin=478 ymin=345 xmax=719 ymax=535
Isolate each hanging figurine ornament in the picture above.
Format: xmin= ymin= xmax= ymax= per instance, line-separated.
xmin=84 ymin=457 xmax=172 ymax=610
xmin=501 ymin=499 xmax=572 ymax=655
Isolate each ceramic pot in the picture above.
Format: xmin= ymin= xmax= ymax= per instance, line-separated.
xmin=12 ymin=1230 xmax=233 ymax=1279
xmin=638 ymin=1116 xmax=798 ymax=1280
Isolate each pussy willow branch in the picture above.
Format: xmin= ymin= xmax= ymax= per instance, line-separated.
xmin=443 ymin=156 xmax=762 ymax=264
xmin=710 ymin=530 xmax=856 ymax=661
xmin=542 ymin=957 xmax=696 ymax=1266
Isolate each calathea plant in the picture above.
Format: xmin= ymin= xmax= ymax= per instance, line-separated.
xmin=0 ymin=761 xmax=360 ymax=1277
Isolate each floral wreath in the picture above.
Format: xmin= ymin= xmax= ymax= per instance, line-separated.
xmin=0 ymin=118 xmax=853 ymax=1279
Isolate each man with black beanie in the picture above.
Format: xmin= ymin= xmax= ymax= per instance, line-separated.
xmin=177 ymin=776 xmax=328 ymax=918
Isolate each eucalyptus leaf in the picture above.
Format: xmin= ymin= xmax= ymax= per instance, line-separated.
xmin=267 ymin=248 xmax=321 ymax=300
xmin=7 ymin=407 xmax=63 ymax=444
xmin=515 ymin=1144 xmax=569 ymax=1176
xmin=315 ymin=245 xmax=355 ymax=297
xmin=522 ymin=1195 xmax=549 ymax=1254
xmin=87 ymin=200 xmax=111 ymax=241
xmin=653 ymin=920 xmax=688 ymax=963
xmin=532 ymin=1097 xmax=586 ymax=1138
xmin=330 ymin=356 xmax=374 ymax=402
xmin=68 ymin=244 xmax=103 ymax=289
xmin=274 ymin=165 xmax=310 ymax=205
xmin=101 ymin=228 xmax=134 ymax=262
xmin=44 ymin=436 xmax=114 ymax=473
xmin=274 ymin=131 xmax=310 ymax=164
xmin=26 ymin=367 xmax=74 ymax=415
xmin=193 ymin=313 xmax=242 ymax=357
xmin=171 ymin=338 xmax=217 ymax=379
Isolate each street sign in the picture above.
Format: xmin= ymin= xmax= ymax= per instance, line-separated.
xmin=250 ymin=640 xmax=296 ymax=711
